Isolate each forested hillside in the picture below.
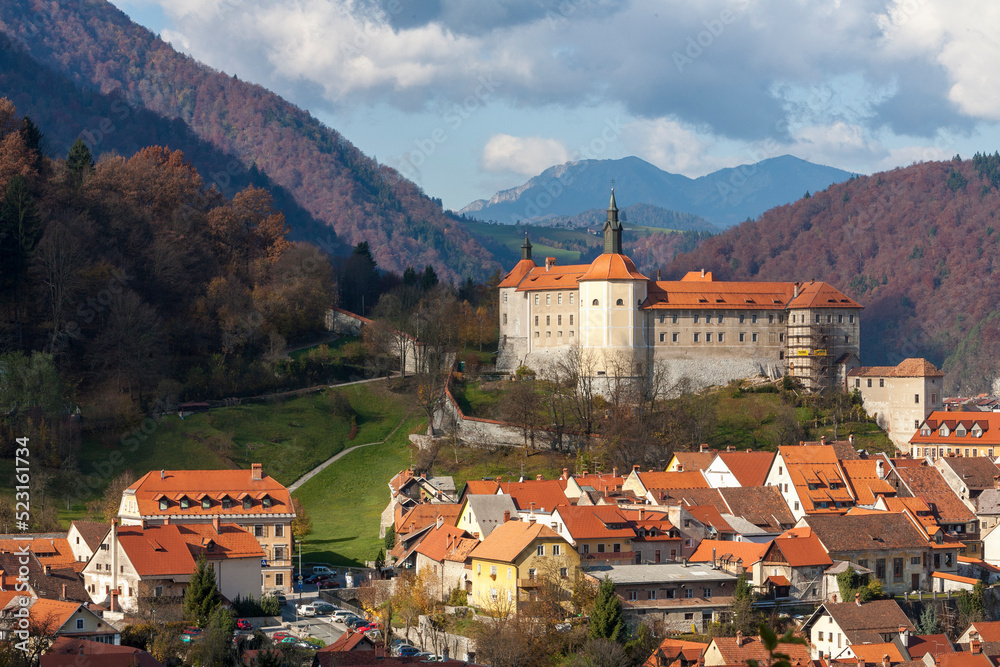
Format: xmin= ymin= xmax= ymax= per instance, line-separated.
xmin=0 ymin=0 xmax=499 ymax=281
xmin=666 ymin=157 xmax=1000 ymax=393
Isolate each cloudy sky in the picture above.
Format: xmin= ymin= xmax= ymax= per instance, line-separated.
xmin=110 ymin=0 xmax=1000 ymax=210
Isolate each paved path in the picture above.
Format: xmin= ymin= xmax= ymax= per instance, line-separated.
xmin=287 ymin=409 xmax=412 ymax=493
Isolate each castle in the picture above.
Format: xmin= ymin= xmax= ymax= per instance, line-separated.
xmin=496 ymin=191 xmax=863 ymax=392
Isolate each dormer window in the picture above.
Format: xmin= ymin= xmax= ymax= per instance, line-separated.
xmin=202 ymin=497 xmax=212 ymax=509
xmin=159 ymin=498 xmax=169 ymax=511
xmin=262 ymin=496 xmax=273 ymax=509
xmin=956 ymin=425 xmax=967 ymax=437
xmin=921 ymin=427 xmax=931 ymax=436
xmin=940 ymin=425 xmax=950 ymax=437
xmin=222 ymin=497 xmax=232 ymax=510
xmin=243 ymin=497 xmax=253 ymax=510
xmin=180 ymin=496 xmax=190 ymax=510
xmin=973 ymin=425 xmax=984 ymax=438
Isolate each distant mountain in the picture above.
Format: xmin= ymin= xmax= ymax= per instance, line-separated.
xmin=665 ymin=156 xmax=1000 ymax=394
xmin=0 ymin=0 xmax=499 ymax=282
xmin=461 ymin=155 xmax=854 ymax=227
xmin=525 ymin=203 xmax=719 ymax=233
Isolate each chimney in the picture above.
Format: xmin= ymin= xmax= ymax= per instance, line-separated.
xmin=972 ymin=640 xmax=982 ymax=654
xmin=881 ymin=655 xmax=890 ymax=667
xmin=251 ymin=463 xmax=263 ymax=481
xmin=736 ymin=630 xmax=743 ymax=647
xmin=612 ymin=467 xmax=618 ymax=478
xmin=701 ymin=268 xmax=705 ymax=278
xmin=529 ymin=517 xmax=536 ymax=525
xmin=536 ymin=474 xmax=543 ymax=481
xmin=639 ymin=508 xmax=645 ymax=521
xmin=699 ymin=443 xmax=708 ymax=453
xmin=473 ymin=532 xmax=480 ymax=539
xmin=858 ymin=660 xmax=865 ymax=667
xmin=44 ymin=564 xmax=51 ymax=576
xmin=727 ymin=445 xmax=735 ymax=453
xmin=876 ymin=460 xmax=885 ymax=480
xmin=821 ymin=435 xmax=827 ymax=445
xmin=794 ymin=284 xmax=799 ymax=298
xmin=503 ymin=511 xmax=511 ymax=523
xmin=213 ymin=517 xmax=221 ymax=534
xmin=849 ymin=434 xmax=855 ymax=447
xmin=436 ymin=515 xmax=444 ymax=529
xmin=496 ymin=476 xmax=503 ymax=484
xmin=899 ymin=625 xmax=908 ymax=644
xmin=633 ymin=465 xmax=640 ymax=472
xmin=160 ymin=469 xmax=165 ymax=480
xmin=855 ymin=591 xmax=861 ymax=606
xmin=61 ymin=584 xmax=67 ymax=601
xmin=562 ymin=468 xmax=569 ymax=480
xmin=583 ymin=470 xmax=589 ymax=475
xmin=545 ymin=257 xmax=556 ymax=271
xmin=141 ymin=518 xmax=147 ymax=530
xmin=529 ymin=502 xmax=536 ymax=513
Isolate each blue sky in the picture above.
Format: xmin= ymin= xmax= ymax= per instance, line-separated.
xmin=109 ymin=0 xmax=1000 ymax=211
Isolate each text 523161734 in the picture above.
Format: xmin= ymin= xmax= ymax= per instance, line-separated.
xmin=13 ymin=437 xmax=29 ymax=531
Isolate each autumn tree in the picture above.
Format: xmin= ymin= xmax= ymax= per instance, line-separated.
xmin=86 ymin=470 xmax=136 ymax=523
xmin=291 ymin=497 xmax=312 ymax=538
xmin=498 ymin=379 xmax=541 ymax=450
xmin=0 ymin=98 xmax=36 ymax=192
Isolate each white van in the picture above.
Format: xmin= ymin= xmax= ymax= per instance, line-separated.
xmin=311 ymin=565 xmax=334 ymax=575
xmin=297 ymin=604 xmax=317 ymax=617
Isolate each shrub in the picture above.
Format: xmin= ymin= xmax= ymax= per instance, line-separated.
xmin=447 ymin=588 xmax=468 ymax=606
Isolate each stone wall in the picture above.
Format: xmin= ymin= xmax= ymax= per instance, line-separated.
xmin=325 ymin=308 xmax=419 ymax=373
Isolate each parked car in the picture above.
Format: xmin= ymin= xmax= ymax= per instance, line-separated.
xmin=236 ymin=619 xmax=252 ymax=631
xmin=312 ymin=601 xmax=337 ymax=613
xmin=279 ymin=636 xmax=300 ymax=645
xmin=317 ymin=580 xmax=341 ymax=590
xmin=271 ymin=632 xmax=294 ymax=642
xmin=394 ymin=645 xmax=421 ymax=657
xmin=331 ymin=610 xmax=356 ymax=622
xmin=180 ymin=629 xmax=203 ymax=643
xmin=297 ymin=604 xmax=317 ymax=617
xmin=346 ymin=617 xmax=371 ymax=630
xmin=295 ymin=640 xmax=317 ymax=650
xmin=364 ymin=629 xmax=383 ymax=642
xmin=355 ymin=623 xmax=379 ymax=634
xmin=311 ymin=565 xmax=335 ymax=575
xmin=276 ymin=594 xmax=287 ymax=606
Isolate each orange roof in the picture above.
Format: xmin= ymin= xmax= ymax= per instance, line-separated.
xmin=115 ymin=523 xmax=261 ymax=577
xmin=707 ymin=636 xmax=811 ymax=666
xmin=849 ymin=358 xmax=945 ymax=378
xmin=716 ymin=451 xmax=774 ymax=487
xmin=470 ymin=520 xmax=564 ymax=563
xmin=499 ymin=481 xmax=568 ymax=513
xmin=395 ymin=503 xmax=462 ymax=535
xmin=637 ymin=471 xmax=709 ymax=492
xmin=786 ymin=280 xmax=862 ymax=309
xmin=176 ymin=523 xmax=265 ymax=560
xmin=498 ymin=259 xmax=538 ymax=288
xmin=578 ymin=253 xmax=648 ymax=282
xmin=689 ymin=539 xmax=767 ymax=565
xmin=0 ymin=538 xmax=75 ymax=567
xmin=643 ymin=638 xmax=707 ymax=667
xmin=570 ymin=473 xmax=627 ymax=495
xmin=967 ymin=621 xmax=1000 ymax=642
xmin=414 ymin=523 xmax=477 ymax=563
xmin=767 ymin=527 xmax=832 ymax=567
xmin=671 ymin=451 xmax=716 ymax=472
xmin=849 ymin=642 xmax=905 ymax=663
xmin=911 ymin=411 xmax=1000 ymax=446
xmin=778 ymin=445 xmax=853 ymax=514
xmin=554 ymin=506 xmax=638 ymax=541
xmin=932 ymin=571 xmax=979 ymax=585
xmin=28 ymin=599 xmax=85 ymax=635
xmin=685 ymin=506 xmax=734 ymax=534
xmin=462 ymin=480 xmax=501 ymax=497
xmin=513 ymin=263 xmax=591 ymax=291
xmin=125 ymin=468 xmax=293 ymax=519
xmin=840 ymin=460 xmax=896 ymax=505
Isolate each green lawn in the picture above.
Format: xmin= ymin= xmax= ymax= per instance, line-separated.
xmin=292 ymin=410 xmax=423 ymax=567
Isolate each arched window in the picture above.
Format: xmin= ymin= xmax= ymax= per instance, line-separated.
xmin=616 ymin=299 xmax=624 ymax=306
xmin=592 ymin=299 xmax=599 ymax=306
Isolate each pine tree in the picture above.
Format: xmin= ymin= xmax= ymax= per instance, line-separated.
xmin=420 ymin=264 xmax=439 ymax=291
xmin=183 ymin=554 xmax=222 ymax=627
xmin=590 ymin=577 xmax=625 ymax=642
xmin=66 ymin=137 xmax=94 ymax=186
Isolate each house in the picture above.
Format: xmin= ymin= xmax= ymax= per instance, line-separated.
xmin=498 ymin=479 xmax=568 ymax=515
xmin=467 ymin=518 xmax=580 ymax=613
xmin=413 ymin=522 xmax=479 ymax=600
xmin=41 ymin=636 xmax=163 ymax=667
xmin=909 ymin=411 xmax=1000 ymax=460
xmin=689 ymin=539 xmax=768 ymax=580
xmin=756 ymin=526 xmax=832 ymax=603
xmin=703 ymin=450 xmax=775 ymax=488
xmin=717 ymin=486 xmax=796 ymax=536
xmin=67 ymin=522 xmax=110 ymax=564
xmin=82 ymin=520 xmax=263 ymax=612
xmin=847 ymin=358 xmax=945 ymax=450
xmin=560 ymin=469 xmax=627 ymax=503
xmin=0 ymin=551 xmax=90 ymax=603
xmin=549 ymin=505 xmax=682 ymax=565
xmin=585 ymin=561 xmax=737 ymax=632
xmin=802 ymin=598 xmax=915 ymax=661
xmin=457 ymin=479 xmax=500 ymax=501
xmin=799 ymin=513 xmax=933 ymax=594
xmin=974 ymin=485 xmax=1000 ymax=536
xmin=958 ymin=621 xmax=1000 ymax=643
xmin=643 ymin=637 xmax=707 ymax=667
xmin=382 ymin=470 xmax=458 ymax=538
xmin=763 ymin=444 xmax=855 ymax=520
xmin=0 ymin=598 xmax=120 ymax=646
xmin=622 ymin=469 xmax=711 ymax=504
xmin=840 ymin=459 xmax=896 ymax=507
xmin=886 ymin=465 xmax=980 ymax=556
xmin=456 ymin=494 xmax=518 ymax=540
xmin=118 ymin=464 xmax=294 ymax=593
xmin=703 ymin=632 xmax=812 ymax=666
xmin=934 ymin=456 xmax=1000 ymax=510
xmin=666 ymin=447 xmax=717 ymax=473
xmin=497 ymin=192 xmax=862 ymax=393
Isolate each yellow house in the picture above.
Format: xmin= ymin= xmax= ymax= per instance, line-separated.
xmin=468 ymin=519 xmax=580 ymax=613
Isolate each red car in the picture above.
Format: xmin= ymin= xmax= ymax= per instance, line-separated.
xmin=272 ymin=631 xmax=294 ymax=642
xmin=236 ymin=619 xmax=252 ymax=631
xmin=355 ymin=623 xmax=379 ymax=634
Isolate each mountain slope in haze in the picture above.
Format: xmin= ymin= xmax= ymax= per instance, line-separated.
xmin=525 ymin=203 xmax=718 ymax=233
xmin=0 ymin=0 xmax=498 ymax=282
xmin=461 ymin=155 xmax=854 ymax=227
xmin=665 ymin=157 xmax=1000 ymax=394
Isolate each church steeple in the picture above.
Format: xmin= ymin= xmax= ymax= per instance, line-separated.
xmin=603 ymin=188 xmax=623 ymax=254
xmin=521 ymin=233 xmax=533 ymax=261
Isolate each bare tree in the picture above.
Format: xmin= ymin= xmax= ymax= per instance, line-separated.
xmin=555 ymin=345 xmax=599 ymax=435
xmin=32 ymin=217 xmax=86 ymax=353
xmin=498 ymin=379 xmax=541 ymax=451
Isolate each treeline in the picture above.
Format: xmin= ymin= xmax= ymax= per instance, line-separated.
xmin=0 ymin=100 xmax=334 ymax=491
xmin=667 ymin=156 xmax=1000 ymax=393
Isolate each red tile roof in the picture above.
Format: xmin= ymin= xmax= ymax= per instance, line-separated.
xmin=0 ymin=538 xmax=76 ymax=568
xmin=643 ymin=638 xmax=707 ymax=667
xmin=498 ymin=259 xmax=538 ymax=288
xmin=766 ymin=527 xmax=832 ymax=567
xmin=906 ymin=634 xmax=954 ymax=658
xmin=470 ymin=520 xmax=564 ymax=563
xmin=889 ymin=466 xmax=976 ymax=524
xmin=460 ymin=480 xmax=501 ymax=498
xmin=671 ymin=451 xmax=716 ymax=472
xmin=115 ymin=523 xmax=262 ymax=577
xmin=715 ymin=451 xmax=774 ymax=487
xmin=718 ymin=487 xmax=795 ymax=531
xmin=638 ymin=471 xmax=710 ymax=493
xmin=125 ymin=468 xmax=293 ymax=519
xmin=706 ymin=636 xmax=811 ymax=666
xmin=644 ymin=275 xmax=859 ymax=311
xmin=689 ymin=539 xmax=767 ymax=565
xmin=965 ymin=621 xmax=1000 ymax=642
xmin=554 ymin=506 xmax=638 ymax=541
xmin=578 ymin=253 xmax=648 ymax=282
xmin=685 ymin=506 xmax=734 ymax=534
xmin=840 ymin=459 xmax=896 ymax=505
xmin=849 ymin=358 xmax=945 ymax=378
xmin=43 ymin=637 xmax=164 ymax=667
xmin=513 ymin=263 xmax=591 ymax=291
xmin=499 ymin=480 xmax=568 ymax=513
xmin=394 ymin=503 xmax=462 ymax=535
xmin=911 ymin=411 xmax=1000 ymax=446
xmin=414 ymin=524 xmax=477 ymax=563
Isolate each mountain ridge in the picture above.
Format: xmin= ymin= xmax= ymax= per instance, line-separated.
xmin=461 ymin=155 xmax=854 ymax=227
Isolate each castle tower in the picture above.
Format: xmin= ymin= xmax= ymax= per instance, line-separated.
xmin=603 ymin=189 xmax=623 ymax=254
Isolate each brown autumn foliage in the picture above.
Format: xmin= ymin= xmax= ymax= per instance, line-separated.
xmin=666 ymin=157 xmax=1000 ymax=393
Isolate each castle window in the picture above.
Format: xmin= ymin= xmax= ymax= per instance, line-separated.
xmin=816 ymin=314 xmax=821 ymax=323
xmin=855 ymin=379 xmax=860 ymax=388
xmin=751 ymin=314 xmax=758 ymax=324
xmin=694 ymin=315 xmax=699 ymax=324
xmin=838 ymin=314 xmax=843 ymax=323
xmin=659 ymin=314 xmax=665 ymax=323
xmin=660 ymin=333 xmax=665 ymax=342
xmin=616 ymin=299 xmax=624 ymax=306
xmin=693 ymin=333 xmax=700 ymax=342
xmin=879 ymin=379 xmax=884 ymax=387
xmin=569 ymin=331 xmax=574 ymax=337
xmin=779 ymin=350 xmax=784 ymax=359
xmin=752 ymin=333 xmax=758 ymax=342
xmin=779 ymin=333 xmax=784 ymax=342
xmin=546 ymin=315 xmax=550 ymax=325
xmin=739 ymin=333 xmax=745 ymax=342
xmin=867 ymin=379 xmax=872 ymax=387
xmin=717 ymin=315 xmax=723 ymax=324
xmin=768 ymin=314 xmax=774 ymax=323
xmin=503 ymin=293 xmax=507 ymax=303
xmin=534 ymin=315 xmax=538 ymax=326
xmin=534 ymin=295 xmax=539 ymax=305
xmin=827 ymin=315 xmax=833 ymax=323
xmin=915 ymin=394 xmax=920 ymax=404
xmin=672 ymin=314 xmax=678 ymax=324
xmin=849 ymin=314 xmax=855 ymax=323
xmin=779 ymin=314 xmax=784 ymax=323
xmin=503 ymin=314 xmax=507 ymax=325
xmin=718 ymin=332 xmax=725 ymax=343
xmin=558 ymin=315 xmax=562 ymax=325
xmin=592 ymin=299 xmax=599 ymax=306
xmin=570 ymin=315 xmax=574 ymax=325
xmin=739 ymin=314 xmax=745 ymax=324
xmin=546 ymin=294 xmax=551 ymax=305
xmin=546 ymin=331 xmax=551 ymax=337
xmin=557 ymin=294 xmax=562 ymax=305
xmin=570 ymin=293 xmax=575 ymax=304
xmin=845 ymin=335 xmax=850 ymax=343
xmin=672 ymin=332 xmax=679 ymax=342
xmin=706 ymin=333 xmax=713 ymax=343
xmin=558 ymin=331 xmax=562 ymax=337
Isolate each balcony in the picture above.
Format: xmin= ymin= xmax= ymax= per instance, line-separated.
xmin=518 ymin=578 xmax=542 ymax=588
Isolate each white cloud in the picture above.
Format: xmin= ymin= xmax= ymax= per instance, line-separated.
xmin=622 ymin=118 xmax=728 ymax=176
xmin=481 ymin=134 xmax=571 ymax=176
